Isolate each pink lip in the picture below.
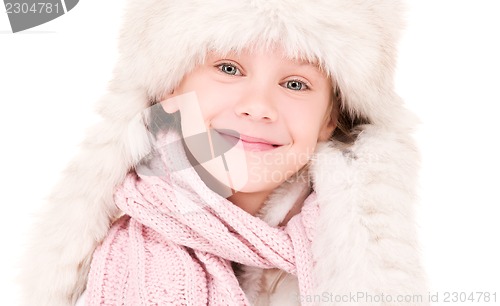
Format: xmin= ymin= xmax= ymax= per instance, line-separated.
xmin=215 ymin=129 xmax=283 ymax=152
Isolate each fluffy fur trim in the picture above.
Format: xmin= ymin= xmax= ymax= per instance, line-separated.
xmin=17 ymin=1 xmax=427 ymax=305
xmin=307 ymin=124 xmax=429 ymax=305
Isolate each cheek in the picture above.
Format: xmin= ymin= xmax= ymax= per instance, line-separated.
xmin=288 ymin=108 xmax=326 ymax=144
xmin=187 ymin=83 xmax=236 ymax=124
xmin=280 ymin=127 xmax=321 ymax=171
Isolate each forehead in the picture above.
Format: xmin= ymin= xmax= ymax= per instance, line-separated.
xmin=204 ymin=45 xmax=326 ymax=73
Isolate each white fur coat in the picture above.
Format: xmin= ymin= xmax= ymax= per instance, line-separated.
xmin=17 ymin=0 xmax=429 ymax=305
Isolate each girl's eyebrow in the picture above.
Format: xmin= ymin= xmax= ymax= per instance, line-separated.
xmin=292 ymin=57 xmax=319 ymax=66
xmin=286 ymin=59 xmax=321 ymax=72
xmin=288 ymin=61 xmax=324 ymax=77
xmin=297 ymin=61 xmax=317 ymax=66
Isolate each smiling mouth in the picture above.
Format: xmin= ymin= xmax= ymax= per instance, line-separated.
xmin=214 ymin=129 xmax=283 ymax=151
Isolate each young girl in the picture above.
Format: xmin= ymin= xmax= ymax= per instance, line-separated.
xmin=19 ymin=0 xmax=429 ymax=305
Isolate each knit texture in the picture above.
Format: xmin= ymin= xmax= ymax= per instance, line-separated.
xmin=85 ymin=129 xmax=320 ymax=305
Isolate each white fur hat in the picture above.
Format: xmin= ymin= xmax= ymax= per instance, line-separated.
xmin=113 ymin=0 xmax=413 ymax=128
xmin=19 ymin=1 xmax=427 ymax=305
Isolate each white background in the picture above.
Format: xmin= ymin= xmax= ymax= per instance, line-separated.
xmin=1 ymin=1 xmax=499 ymax=305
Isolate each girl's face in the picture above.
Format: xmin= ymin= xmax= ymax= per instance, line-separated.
xmin=161 ymin=47 xmax=336 ymax=214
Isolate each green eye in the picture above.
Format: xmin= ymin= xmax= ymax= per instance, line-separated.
xmin=286 ymin=80 xmax=307 ymax=91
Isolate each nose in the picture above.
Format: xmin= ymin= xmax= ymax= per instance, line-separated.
xmin=234 ymin=88 xmax=278 ymax=122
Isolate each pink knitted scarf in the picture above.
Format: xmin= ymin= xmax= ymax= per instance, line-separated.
xmin=85 ymin=129 xmax=319 ymax=305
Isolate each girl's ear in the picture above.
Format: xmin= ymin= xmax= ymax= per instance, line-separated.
xmin=318 ymin=119 xmax=337 ymax=142
xmin=160 ymin=90 xmax=180 ymax=113
xmin=318 ymin=99 xmax=339 ymax=141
